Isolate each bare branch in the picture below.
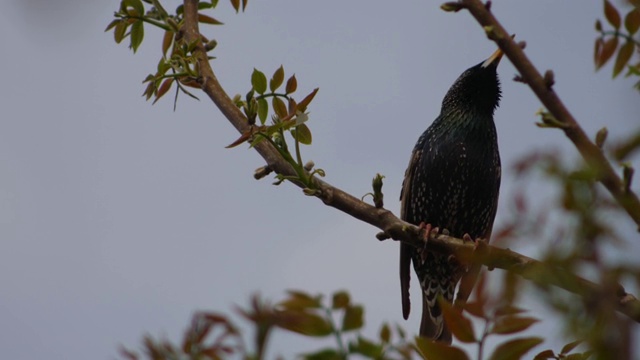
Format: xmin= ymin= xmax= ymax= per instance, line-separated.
xmin=460 ymin=0 xmax=640 ymax=230
xmin=181 ymin=0 xmax=640 ymax=323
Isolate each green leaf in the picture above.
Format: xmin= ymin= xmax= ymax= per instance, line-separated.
xmin=349 ymin=336 xmax=384 ymax=358
xmin=251 ymin=69 xmax=267 ymax=94
xmin=331 ymin=291 xmax=350 ymax=309
xmin=341 ymin=305 xmax=364 ymax=332
xmin=279 ymin=290 xmax=323 ymax=310
xmin=198 ymin=13 xmax=224 ymax=25
xmin=604 ymin=0 xmax=621 ymax=29
xmin=276 ymin=310 xmax=332 ymax=337
xmin=491 ymin=316 xmax=539 ymax=335
xmin=613 ymin=41 xmax=635 ymax=77
xmin=123 ymin=0 xmax=144 ymax=14
xmin=626 ymin=9 xmax=640 ymax=34
xmin=489 ymin=337 xmax=544 ymax=360
xmin=272 ymin=97 xmax=288 ymax=119
xmin=105 ymin=19 xmax=121 ymax=32
xmin=301 ymin=348 xmax=342 ymax=360
xmin=114 ymin=22 xmax=127 ymax=44
xmin=270 ymin=65 xmax=285 ymax=92
xmin=130 ymin=20 xmax=144 ymax=53
xmin=292 ymin=123 xmax=312 ymax=145
xmin=257 ymin=98 xmax=268 ymax=124
xmin=379 ymin=323 xmax=391 ymax=343
xmin=440 ymin=298 xmax=476 ymax=343
xmin=286 ymin=74 xmax=298 ymax=94
xmin=415 ymin=337 xmax=470 ymax=360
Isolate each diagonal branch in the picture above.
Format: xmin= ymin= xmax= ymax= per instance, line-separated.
xmin=181 ymin=0 xmax=640 ymax=323
xmin=459 ymin=0 xmax=640 ymax=230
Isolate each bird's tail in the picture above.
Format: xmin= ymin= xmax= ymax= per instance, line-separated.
xmin=419 ymin=278 xmax=455 ymax=344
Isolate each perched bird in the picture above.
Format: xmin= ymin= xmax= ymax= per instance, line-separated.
xmin=399 ymin=48 xmax=504 ymax=343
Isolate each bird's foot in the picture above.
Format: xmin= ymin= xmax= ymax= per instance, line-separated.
xmin=418 ymin=222 xmax=438 ymax=263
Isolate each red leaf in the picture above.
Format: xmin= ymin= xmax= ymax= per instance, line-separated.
xmin=415 ymin=337 xmax=470 ymax=360
xmin=489 ymin=337 xmax=544 ymax=360
xmin=440 ymin=298 xmax=476 ymax=343
xmin=613 ymin=40 xmax=634 ymax=77
xmin=491 ymin=316 xmax=539 ymax=335
xmin=604 ymin=0 xmax=621 ymax=29
xmin=625 ymin=9 xmax=640 ymax=34
xmin=297 ymin=88 xmax=319 ymax=112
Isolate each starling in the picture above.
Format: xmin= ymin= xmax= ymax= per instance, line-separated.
xmin=399 ymin=48 xmax=503 ymax=343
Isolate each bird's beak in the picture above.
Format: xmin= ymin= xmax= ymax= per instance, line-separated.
xmin=481 ymin=47 xmax=504 ymax=68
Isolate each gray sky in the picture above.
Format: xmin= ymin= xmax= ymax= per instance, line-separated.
xmin=1 ymin=0 xmax=639 ymax=359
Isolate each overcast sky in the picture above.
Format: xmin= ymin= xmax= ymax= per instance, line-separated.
xmin=1 ymin=0 xmax=639 ymax=359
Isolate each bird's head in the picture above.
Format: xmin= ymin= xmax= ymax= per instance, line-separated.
xmin=441 ymin=48 xmax=503 ymax=117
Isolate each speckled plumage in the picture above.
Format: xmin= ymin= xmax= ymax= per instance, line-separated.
xmin=400 ymin=49 xmax=503 ymax=343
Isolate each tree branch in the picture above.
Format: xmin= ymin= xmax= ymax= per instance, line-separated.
xmin=459 ymin=0 xmax=640 ymax=230
xmin=181 ymin=0 xmax=640 ymax=323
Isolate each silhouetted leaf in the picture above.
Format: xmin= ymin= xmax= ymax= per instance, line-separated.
xmin=251 ymin=69 xmax=267 ymax=94
xmin=331 ymin=291 xmax=350 ymax=309
xmin=286 ymin=74 xmax=298 ymax=94
xmin=613 ymin=40 xmax=634 ymax=77
xmin=292 ymin=124 xmax=312 ymax=145
xmin=270 ymin=65 xmax=285 ymax=92
xmin=439 ymin=299 xmax=475 ymax=343
xmin=626 ymin=9 xmax=640 ymax=34
xmin=604 ymin=0 xmax=621 ymax=29
xmin=257 ymin=98 xmax=268 ymax=124
xmin=198 ymin=13 xmax=224 ymax=25
xmin=415 ymin=337 xmax=470 ymax=360
xmin=491 ymin=316 xmax=539 ymax=335
xmin=130 ymin=20 xmax=144 ymax=53
xmin=595 ymin=19 xmax=603 ymax=31
xmin=489 ymin=337 xmax=544 ymax=360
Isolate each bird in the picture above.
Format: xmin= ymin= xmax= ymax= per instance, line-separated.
xmin=399 ymin=47 xmax=504 ymax=343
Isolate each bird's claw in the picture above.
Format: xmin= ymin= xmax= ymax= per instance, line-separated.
xmin=418 ymin=222 xmax=438 ymax=263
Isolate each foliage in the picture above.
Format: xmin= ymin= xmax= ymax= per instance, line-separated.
xmin=594 ymin=0 xmax=640 ymax=89
xmin=105 ymin=0 xmax=640 ymax=359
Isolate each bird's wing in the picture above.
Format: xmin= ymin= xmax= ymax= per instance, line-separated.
xmin=399 ymin=149 xmax=422 ymax=320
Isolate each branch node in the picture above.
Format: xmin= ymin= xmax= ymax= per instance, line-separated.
xmin=440 ymin=1 xmax=467 ymax=12
xmin=543 ymin=69 xmax=555 ymax=89
xmin=595 ymin=127 xmax=608 ymax=149
xmin=376 ymin=232 xmax=390 ymax=241
xmin=513 ymin=74 xmax=527 ymax=84
xmin=517 ymin=40 xmax=527 ymax=50
xmin=254 ymin=165 xmax=273 ymax=180
xmin=484 ymin=0 xmax=492 ymax=11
